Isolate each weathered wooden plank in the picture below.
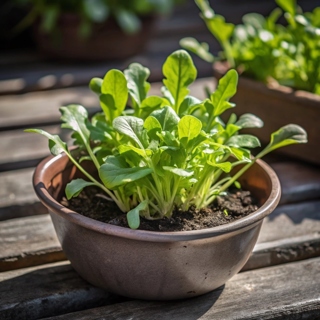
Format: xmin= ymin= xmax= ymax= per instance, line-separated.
xmin=43 ymin=257 xmax=320 ymax=320
xmin=271 ymin=161 xmax=320 ymax=205
xmin=0 ymin=87 xmax=98 ymax=131
xmin=0 ymin=168 xmax=47 ymax=221
xmin=0 ymin=262 xmax=119 ymax=320
xmin=0 ymin=215 xmax=64 ymax=272
xmin=1 ymin=200 xmax=320 ymax=272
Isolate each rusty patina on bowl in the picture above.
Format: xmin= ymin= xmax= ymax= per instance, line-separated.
xmin=33 ymin=153 xmax=280 ymax=300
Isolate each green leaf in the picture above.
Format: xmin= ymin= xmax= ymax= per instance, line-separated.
xmin=207 ymin=160 xmax=232 ymax=173
xmin=119 ymin=144 xmax=152 ymax=158
xmin=124 ymin=63 xmax=150 ymax=107
xmin=113 ymin=116 xmax=146 ymax=149
xmin=60 ymin=105 xmax=90 ymax=144
xmin=226 ymin=134 xmax=261 ymax=148
xmin=211 ymin=69 xmax=238 ymax=117
xmin=65 ymin=179 xmax=95 ymax=200
xmin=179 ymin=96 xmax=202 ymax=116
xmin=276 ymin=0 xmax=296 ymax=16
xmin=89 ymin=77 xmax=103 ymax=94
xmin=178 ymin=115 xmax=202 ymax=143
xmin=99 ymin=156 xmax=152 ymax=189
xmin=144 ymin=116 xmax=162 ymax=140
xmin=127 ymin=200 xmax=148 ymax=229
xmin=100 ymin=70 xmax=128 ymax=122
xmin=162 ymin=50 xmax=197 ymax=113
xmin=150 ymin=106 xmax=180 ymax=131
xmin=114 ymin=8 xmax=141 ymax=34
xmin=263 ymin=124 xmax=307 ymax=153
xmin=83 ymin=0 xmax=109 ymax=23
xmin=24 ymin=129 xmax=68 ymax=156
xmin=235 ymin=114 xmax=264 ymax=129
xmin=180 ymin=37 xmax=215 ymax=63
xmin=163 ymin=166 xmax=194 ymax=177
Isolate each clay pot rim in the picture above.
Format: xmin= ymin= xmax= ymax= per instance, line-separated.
xmin=33 ymin=152 xmax=281 ymax=242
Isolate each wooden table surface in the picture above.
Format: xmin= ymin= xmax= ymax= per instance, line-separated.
xmin=1 ymin=1 xmax=320 ymax=319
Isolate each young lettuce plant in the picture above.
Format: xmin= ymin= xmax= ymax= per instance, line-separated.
xmin=181 ymin=0 xmax=320 ymax=94
xmin=26 ymin=50 xmax=307 ymax=229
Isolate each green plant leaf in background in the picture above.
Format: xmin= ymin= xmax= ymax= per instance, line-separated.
xmin=65 ymin=179 xmax=95 ymax=199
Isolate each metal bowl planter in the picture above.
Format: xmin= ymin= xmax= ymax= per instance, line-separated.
xmin=33 ymin=152 xmax=281 ymax=300
xmin=213 ymin=62 xmax=320 ymax=166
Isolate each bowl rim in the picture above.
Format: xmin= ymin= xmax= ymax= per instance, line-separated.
xmin=33 ymin=152 xmax=281 ymax=242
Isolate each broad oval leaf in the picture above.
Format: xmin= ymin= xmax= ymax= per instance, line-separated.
xmin=178 ymin=115 xmax=202 ymax=142
xmin=162 ymin=50 xmax=197 ymax=113
xmin=99 ymin=156 xmax=152 ymax=189
xmin=101 ymin=70 xmax=128 ymax=121
xmin=235 ymin=113 xmax=264 ymax=129
xmin=127 ymin=200 xmax=148 ymax=229
xmin=89 ymin=77 xmax=103 ymax=94
xmin=150 ymin=106 xmax=180 ymax=131
xmin=65 ymin=179 xmax=95 ymax=200
xmin=227 ymin=134 xmax=261 ymax=148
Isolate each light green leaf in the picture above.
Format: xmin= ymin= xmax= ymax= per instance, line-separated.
xmin=211 ymin=69 xmax=238 ymax=117
xmin=99 ymin=156 xmax=152 ymax=189
xmin=207 ymin=160 xmax=232 ymax=172
xmin=235 ymin=113 xmax=264 ymax=129
xmin=163 ymin=166 xmax=194 ymax=177
xmin=119 ymin=144 xmax=152 ymax=158
xmin=276 ymin=0 xmax=296 ymax=16
xmin=162 ymin=50 xmax=197 ymax=113
xmin=227 ymin=135 xmax=261 ymax=148
xmin=65 ymin=179 xmax=95 ymax=200
xmin=150 ymin=106 xmax=180 ymax=131
xmin=100 ymin=70 xmax=128 ymax=122
xmin=178 ymin=115 xmax=202 ymax=142
xmin=127 ymin=200 xmax=148 ymax=229
xmin=24 ymin=129 xmax=68 ymax=156
xmin=89 ymin=77 xmax=103 ymax=94
xmin=113 ymin=116 xmax=145 ymax=149
xmin=179 ymin=96 xmax=202 ymax=116
xmin=180 ymin=37 xmax=215 ymax=63
xmin=124 ymin=63 xmax=150 ymax=107
xmin=114 ymin=8 xmax=141 ymax=34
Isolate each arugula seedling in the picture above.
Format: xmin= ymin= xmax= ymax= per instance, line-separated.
xmin=26 ymin=50 xmax=307 ymax=229
xmin=181 ymin=0 xmax=320 ymax=94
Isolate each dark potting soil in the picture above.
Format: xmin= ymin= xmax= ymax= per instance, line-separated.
xmin=61 ymin=187 xmax=258 ymax=232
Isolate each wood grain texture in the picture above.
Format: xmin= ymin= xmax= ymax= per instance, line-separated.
xmin=43 ymin=257 xmax=320 ymax=320
xmin=0 ymin=262 xmax=117 ymax=320
xmin=0 ymin=215 xmax=64 ymax=271
xmin=0 ymin=168 xmax=47 ymax=221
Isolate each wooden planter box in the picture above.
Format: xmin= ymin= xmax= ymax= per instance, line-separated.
xmin=213 ymin=62 xmax=320 ymax=165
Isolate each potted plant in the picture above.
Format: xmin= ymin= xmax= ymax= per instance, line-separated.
xmin=13 ymin=0 xmax=181 ymax=60
xmin=27 ymin=50 xmax=307 ymax=300
xmin=181 ymin=0 xmax=320 ymax=164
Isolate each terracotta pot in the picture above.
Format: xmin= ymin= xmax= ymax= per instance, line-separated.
xmin=213 ymin=62 xmax=319 ymax=165
xmin=33 ymin=152 xmax=280 ymax=300
xmin=33 ymin=13 xmax=156 ymax=61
